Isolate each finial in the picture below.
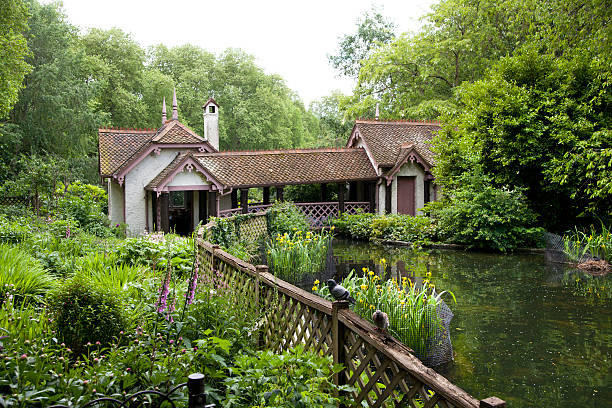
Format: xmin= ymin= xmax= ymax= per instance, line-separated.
xmin=375 ymin=103 xmax=380 ymax=120
xmin=162 ymin=97 xmax=167 ymax=124
xmin=172 ymin=88 xmax=178 ymax=120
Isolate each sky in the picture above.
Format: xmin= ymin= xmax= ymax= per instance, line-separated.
xmin=51 ymin=0 xmax=437 ymax=106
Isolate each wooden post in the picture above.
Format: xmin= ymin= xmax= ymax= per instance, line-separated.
xmin=368 ymin=182 xmax=376 ymax=213
xmin=240 ymin=188 xmax=249 ymax=214
xmin=332 ymin=300 xmax=349 ymax=405
xmin=207 ymin=192 xmax=217 ymax=217
xmin=156 ymin=194 xmax=162 ymax=231
xmin=276 ymin=186 xmax=284 ymax=202
xmin=321 ymin=183 xmax=327 ymax=201
xmin=187 ymin=372 xmax=207 ymax=408
xmin=255 ymin=265 xmax=268 ymax=348
xmin=231 ymin=189 xmax=238 ymax=209
xmin=211 ymin=244 xmax=220 ymax=274
xmin=480 ymin=397 xmax=506 ymax=408
xmin=263 ymin=187 xmax=270 ymax=205
xmin=337 ymin=183 xmax=345 ymax=213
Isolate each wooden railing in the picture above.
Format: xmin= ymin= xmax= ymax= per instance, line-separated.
xmin=218 ymin=201 xmax=371 ymax=227
xmin=196 ymin=232 xmax=505 ymax=408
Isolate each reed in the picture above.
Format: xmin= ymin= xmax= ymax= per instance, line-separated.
xmin=563 ymin=223 xmax=612 ymax=262
xmin=267 ymin=229 xmax=331 ymax=282
xmin=0 ymin=243 xmax=57 ymax=303
xmin=315 ymin=264 xmax=455 ymax=360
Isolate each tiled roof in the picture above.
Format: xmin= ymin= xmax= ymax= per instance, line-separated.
xmin=99 ymin=120 xmax=215 ymax=178
xmin=98 ymin=128 xmax=156 ymax=176
xmin=152 ymin=120 xmax=206 ymax=144
xmin=193 ymin=148 xmax=377 ymax=188
xmin=145 ymin=152 xmax=191 ymax=190
xmin=352 ymin=119 xmax=440 ymax=167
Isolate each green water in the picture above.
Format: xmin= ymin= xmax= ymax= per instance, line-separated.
xmin=329 ymin=240 xmax=612 ymax=408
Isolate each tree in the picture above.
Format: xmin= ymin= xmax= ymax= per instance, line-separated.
xmin=432 ymin=49 xmax=611 ymax=229
xmin=308 ymin=91 xmax=352 ymax=147
xmin=328 ymin=7 xmax=396 ymax=78
xmin=0 ymin=0 xmax=31 ymax=119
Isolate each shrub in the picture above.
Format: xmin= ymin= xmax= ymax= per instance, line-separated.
xmin=0 ymin=215 xmax=34 ymax=243
xmin=224 ymin=345 xmax=343 ymax=408
xmin=266 ymin=201 xmax=310 ymax=237
xmin=431 ymin=174 xmax=545 ymax=251
xmin=48 ymin=275 xmax=129 ymax=355
xmin=0 ymin=243 xmax=56 ymax=303
xmin=115 ymin=233 xmax=194 ymax=276
xmin=55 ymin=182 xmax=109 ymax=235
xmin=331 ymin=212 xmax=434 ymax=245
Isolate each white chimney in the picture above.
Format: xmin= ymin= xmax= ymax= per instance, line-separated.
xmin=203 ymin=98 xmax=219 ymax=151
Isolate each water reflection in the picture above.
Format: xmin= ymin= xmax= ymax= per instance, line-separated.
xmin=324 ymin=239 xmax=612 ymax=408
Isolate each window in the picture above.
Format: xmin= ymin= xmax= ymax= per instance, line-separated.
xmin=208 ymin=105 xmax=215 ymax=113
xmin=170 ymin=191 xmax=185 ymax=208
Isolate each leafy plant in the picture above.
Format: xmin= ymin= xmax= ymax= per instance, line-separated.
xmin=266 ymin=202 xmax=310 ymax=237
xmin=47 ymin=275 xmax=129 ymax=355
xmin=224 ymin=345 xmax=346 ymax=408
xmin=315 ymin=265 xmax=455 ymax=362
xmin=0 ymin=243 xmax=56 ymax=303
xmin=562 ymin=224 xmax=612 ymax=262
xmin=267 ymin=229 xmax=331 ymax=282
xmin=430 ymin=173 xmax=545 ymax=251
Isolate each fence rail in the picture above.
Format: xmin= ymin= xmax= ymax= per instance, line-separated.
xmin=196 ymin=223 xmax=506 ymax=408
xmin=218 ymin=201 xmax=371 ymax=228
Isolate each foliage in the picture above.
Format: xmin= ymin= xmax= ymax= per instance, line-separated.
xmin=223 ymin=345 xmax=345 ymax=408
xmin=0 ymin=0 xmax=31 ymax=119
xmin=115 ymin=233 xmax=195 ymax=276
xmin=315 ymin=266 xmax=454 ymax=361
xmin=0 ymin=215 xmax=34 ymax=243
xmin=433 ymin=49 xmax=611 ymax=229
xmin=0 ymin=243 xmax=56 ymax=303
xmin=332 ymin=211 xmax=435 ymax=246
xmin=266 ymin=202 xmax=310 ymax=237
xmin=430 ymin=173 xmax=545 ymax=251
xmin=267 ymin=230 xmax=331 ymax=282
xmin=209 ymin=216 xmax=239 ymax=249
xmin=308 ymin=91 xmax=353 ymax=147
xmin=47 ymin=274 xmax=129 ymax=355
xmin=55 ymin=181 xmax=109 ymax=234
xmin=563 ymin=224 xmax=612 ymax=262
xmin=328 ymin=7 xmax=396 ymax=78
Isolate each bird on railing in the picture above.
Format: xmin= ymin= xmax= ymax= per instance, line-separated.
xmin=327 ymin=279 xmax=356 ymax=303
xmin=372 ymin=309 xmax=389 ymax=332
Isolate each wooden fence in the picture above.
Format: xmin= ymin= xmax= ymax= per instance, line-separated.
xmin=196 ymin=228 xmax=505 ymax=408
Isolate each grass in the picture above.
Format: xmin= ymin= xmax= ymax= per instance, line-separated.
xmin=266 ymin=229 xmax=331 ymax=282
xmin=0 ymin=243 xmax=57 ymax=302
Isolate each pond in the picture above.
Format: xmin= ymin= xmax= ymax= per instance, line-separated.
xmin=299 ymin=239 xmax=611 ymax=408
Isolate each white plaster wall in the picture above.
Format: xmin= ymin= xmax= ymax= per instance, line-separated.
xmin=391 ymin=163 xmax=426 ymax=215
xmin=108 ymin=179 xmax=124 ymax=225
xmin=166 ymin=170 xmax=208 ymax=187
xmin=124 ymin=149 xmax=184 ymax=235
xmin=378 ymin=183 xmax=386 ymax=214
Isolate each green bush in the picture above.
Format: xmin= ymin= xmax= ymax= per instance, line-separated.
xmin=224 ymin=345 xmax=343 ymax=408
xmin=55 ymin=182 xmax=109 ymax=235
xmin=48 ymin=275 xmax=129 ymax=355
xmin=0 ymin=215 xmax=34 ymax=243
xmin=266 ymin=201 xmax=310 ymax=237
xmin=331 ymin=212 xmax=434 ymax=245
xmin=0 ymin=243 xmax=56 ymax=302
xmin=115 ymin=233 xmax=194 ymax=276
xmin=431 ymin=174 xmax=545 ymax=251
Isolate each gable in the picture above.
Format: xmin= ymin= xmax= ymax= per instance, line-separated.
xmin=98 ymin=128 xmax=156 ymax=176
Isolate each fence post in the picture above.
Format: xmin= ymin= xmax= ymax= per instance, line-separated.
xmin=255 ymin=265 xmax=268 ymax=348
xmin=332 ymin=300 xmax=349 ymax=405
xmin=480 ymin=397 xmax=506 ymax=408
xmin=188 ymin=373 xmax=207 ymax=408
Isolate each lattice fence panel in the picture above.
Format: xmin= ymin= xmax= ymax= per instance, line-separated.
xmin=340 ymin=329 xmax=459 ymax=408
xmin=296 ymin=203 xmax=339 ymax=228
xmin=345 ymin=202 xmax=370 ymax=214
xmin=238 ymin=215 xmax=268 ymax=243
xmin=260 ymin=285 xmax=333 ymax=356
xmin=219 ymin=208 xmax=241 ymax=218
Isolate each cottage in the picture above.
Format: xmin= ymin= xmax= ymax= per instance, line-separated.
xmin=98 ymin=91 xmax=439 ymax=235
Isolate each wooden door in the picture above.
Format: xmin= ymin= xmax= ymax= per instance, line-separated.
xmin=397 ymin=176 xmax=416 ymax=216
